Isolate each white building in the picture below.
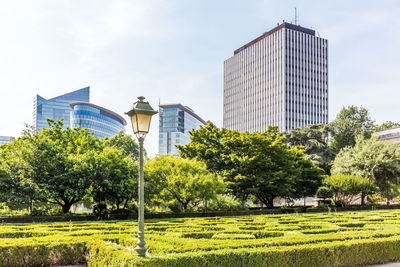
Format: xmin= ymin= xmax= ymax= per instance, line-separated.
xmin=223 ymin=22 xmax=328 ymax=132
xmin=376 ymin=127 xmax=400 ymax=146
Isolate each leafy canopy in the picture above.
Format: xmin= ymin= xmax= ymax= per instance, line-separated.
xmin=178 ymin=123 xmax=323 ymax=208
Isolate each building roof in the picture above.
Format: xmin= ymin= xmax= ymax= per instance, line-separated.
xmin=36 ymin=86 xmax=90 ymax=102
xmin=159 ymin=103 xmax=207 ymax=125
xmin=70 ymin=102 xmax=127 ymax=126
xmin=234 ymin=22 xmax=316 ymax=55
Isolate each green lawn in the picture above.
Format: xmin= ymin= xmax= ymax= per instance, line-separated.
xmin=2 ymin=210 xmax=400 ymax=266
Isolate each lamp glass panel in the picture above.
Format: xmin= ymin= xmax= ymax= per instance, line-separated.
xmin=136 ymin=113 xmax=152 ymax=133
xmin=130 ymin=114 xmax=139 ymax=133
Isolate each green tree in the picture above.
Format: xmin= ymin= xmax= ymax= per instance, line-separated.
xmin=332 ymin=136 xmax=400 ymax=204
xmin=284 ymin=124 xmax=336 ymax=174
xmin=102 ymin=131 xmax=139 ymax=161
xmin=26 ymin=119 xmax=100 ymax=213
xmin=178 ymin=123 xmax=323 ymax=208
xmin=0 ymin=138 xmax=46 ymax=212
xmin=374 ymin=121 xmax=400 ymax=132
xmin=89 ymin=146 xmax=136 ymax=211
xmin=330 ymin=106 xmax=375 ymax=152
xmin=145 ymin=155 xmax=225 ymax=212
xmin=322 ymin=174 xmax=375 ymax=207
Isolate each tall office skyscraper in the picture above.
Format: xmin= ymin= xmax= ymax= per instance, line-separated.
xmin=33 ymin=87 xmax=90 ymax=130
xmin=159 ymin=104 xmax=206 ymax=156
xmin=223 ymin=22 xmax=328 ymax=132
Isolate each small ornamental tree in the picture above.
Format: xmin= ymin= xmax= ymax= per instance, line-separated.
xmin=322 ymin=174 xmax=375 ymax=207
xmin=145 ymin=155 xmax=225 ymax=212
xmin=332 ymin=136 xmax=400 ymax=204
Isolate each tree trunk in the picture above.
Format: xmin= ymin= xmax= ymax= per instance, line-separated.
xmin=62 ymin=202 xmax=73 ymax=214
xmin=386 ymin=198 xmax=390 ymax=206
xmin=361 ymin=192 xmax=365 ymax=206
xmin=303 ymin=197 xmax=306 ymax=206
xmin=258 ymin=195 xmax=274 ymax=208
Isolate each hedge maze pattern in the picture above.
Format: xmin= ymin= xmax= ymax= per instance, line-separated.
xmin=2 ymin=210 xmax=400 ymax=266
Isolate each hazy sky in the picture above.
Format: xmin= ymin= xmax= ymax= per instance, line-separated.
xmin=1 ymin=0 xmax=400 ymax=156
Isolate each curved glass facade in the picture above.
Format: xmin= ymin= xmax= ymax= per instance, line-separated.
xmin=70 ymin=103 xmax=126 ymax=139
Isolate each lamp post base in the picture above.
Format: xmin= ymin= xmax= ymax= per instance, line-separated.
xmin=134 ymin=230 xmax=147 ymax=257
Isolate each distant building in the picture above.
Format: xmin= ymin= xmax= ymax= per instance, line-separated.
xmin=376 ymin=127 xmax=400 ymax=146
xmin=0 ymin=136 xmax=12 ymax=145
xmin=159 ymin=104 xmax=206 ymax=156
xmin=34 ymin=87 xmax=90 ymax=131
xmin=70 ymin=102 xmax=126 ymax=139
xmin=223 ymin=22 xmax=328 ymax=132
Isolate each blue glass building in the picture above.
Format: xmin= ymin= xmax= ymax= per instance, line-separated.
xmin=34 ymin=87 xmax=90 ymax=130
xmin=0 ymin=136 xmax=13 ymax=145
xmin=70 ymin=103 xmax=126 ymax=139
xmin=159 ymin=104 xmax=206 ymax=156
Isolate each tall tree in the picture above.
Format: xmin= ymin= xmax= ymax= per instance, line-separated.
xmin=284 ymin=124 xmax=336 ymax=174
xmin=89 ymin=146 xmax=136 ymax=211
xmin=332 ymin=136 xmax=400 ymax=203
xmin=26 ymin=119 xmax=100 ymax=213
xmin=178 ymin=123 xmax=323 ymax=208
xmin=330 ymin=105 xmax=375 ymax=152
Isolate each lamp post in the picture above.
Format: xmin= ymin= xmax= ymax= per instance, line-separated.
xmin=125 ymin=96 xmax=158 ymax=257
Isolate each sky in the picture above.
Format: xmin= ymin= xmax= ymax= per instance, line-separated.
xmin=1 ymin=0 xmax=400 ymax=156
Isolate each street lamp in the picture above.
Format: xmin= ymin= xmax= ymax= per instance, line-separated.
xmin=125 ymin=96 xmax=158 ymax=257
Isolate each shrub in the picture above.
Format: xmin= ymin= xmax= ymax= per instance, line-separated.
xmin=205 ymin=194 xmax=248 ymax=211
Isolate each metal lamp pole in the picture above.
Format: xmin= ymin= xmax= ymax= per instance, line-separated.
xmin=136 ymin=136 xmax=146 ymax=256
xmin=125 ymin=96 xmax=158 ymax=257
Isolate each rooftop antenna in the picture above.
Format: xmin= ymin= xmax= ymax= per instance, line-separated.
xmin=294 ymin=7 xmax=298 ymax=25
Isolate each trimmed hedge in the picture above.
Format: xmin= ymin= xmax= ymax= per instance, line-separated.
xmin=2 ymin=210 xmax=400 ymax=265
xmin=86 ymin=237 xmax=400 ymax=267
xmin=1 ymin=204 xmax=400 ymax=223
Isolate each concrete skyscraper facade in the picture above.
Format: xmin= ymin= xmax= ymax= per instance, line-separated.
xmin=223 ymin=22 xmax=328 ymax=132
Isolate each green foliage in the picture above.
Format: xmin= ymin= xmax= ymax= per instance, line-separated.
xmin=0 ymin=119 xmax=136 ymax=214
xmin=145 ymin=155 xmax=225 ymax=212
xmin=374 ymin=121 xmax=400 ymax=132
xmin=102 ymin=131 xmax=139 ymax=160
xmin=284 ymin=124 xmax=336 ymax=174
xmin=322 ymin=174 xmax=376 ymax=207
xmin=316 ymin=186 xmax=333 ymax=199
xmin=178 ymin=123 xmax=323 ymax=207
xmin=332 ymin=136 xmax=400 ymax=200
xmin=205 ymin=194 xmax=248 ymax=211
xmin=25 ymin=119 xmax=100 ymax=213
xmin=0 ymin=138 xmax=46 ymax=212
xmin=1 ymin=210 xmax=400 ymax=265
xmin=89 ymin=146 xmax=136 ymax=211
xmin=330 ymin=105 xmax=375 ymax=153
